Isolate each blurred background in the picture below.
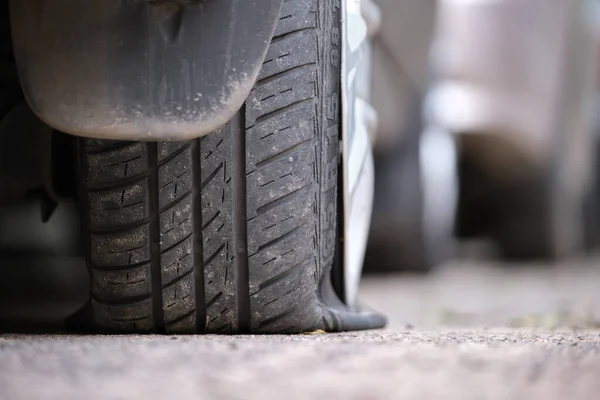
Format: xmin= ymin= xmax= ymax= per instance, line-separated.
xmin=366 ymin=0 xmax=598 ymax=271
xmin=361 ymin=0 xmax=600 ymax=329
xmin=2 ymin=0 xmax=600 ymax=331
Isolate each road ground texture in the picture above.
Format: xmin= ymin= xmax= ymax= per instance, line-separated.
xmin=2 ymin=258 xmax=600 ymax=400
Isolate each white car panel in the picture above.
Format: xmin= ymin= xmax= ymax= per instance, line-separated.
xmin=342 ymin=0 xmax=380 ymax=307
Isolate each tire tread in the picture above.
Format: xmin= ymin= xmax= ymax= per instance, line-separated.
xmin=79 ymin=0 xmax=340 ymax=334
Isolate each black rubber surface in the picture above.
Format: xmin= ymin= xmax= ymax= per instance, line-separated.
xmin=76 ymin=0 xmax=385 ymax=334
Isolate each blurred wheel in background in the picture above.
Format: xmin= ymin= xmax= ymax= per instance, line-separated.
xmin=365 ymin=119 xmax=457 ymax=272
xmin=363 ymin=0 xmax=457 ymax=273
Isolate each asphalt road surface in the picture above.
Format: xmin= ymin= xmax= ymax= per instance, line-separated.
xmin=2 ymin=259 xmax=600 ymax=400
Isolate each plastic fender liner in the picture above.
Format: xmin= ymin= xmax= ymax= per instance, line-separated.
xmin=10 ymin=0 xmax=283 ymax=141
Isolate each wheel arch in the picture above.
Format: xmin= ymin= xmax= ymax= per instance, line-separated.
xmin=10 ymin=0 xmax=283 ymax=141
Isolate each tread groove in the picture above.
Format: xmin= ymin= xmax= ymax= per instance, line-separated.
xmin=161 ymin=267 xmax=195 ymax=291
xmin=148 ymin=142 xmax=165 ymax=333
xmin=271 ymin=26 xmax=314 ymax=44
xmin=92 ymin=293 xmax=153 ymax=306
xmin=160 ymin=232 xmax=194 ymax=256
xmin=256 ymin=62 xmax=316 ymax=87
xmin=253 ymin=224 xmax=305 ymax=256
xmin=110 ymin=316 xmax=148 ymax=323
xmin=204 ymin=243 xmax=226 ymax=267
xmin=89 ymin=217 xmax=153 ymax=235
xmin=85 ymin=141 xmax=135 ymax=154
xmin=87 ymin=170 xmax=152 ymax=191
xmin=232 ymin=109 xmax=251 ymax=333
xmin=165 ymin=308 xmax=197 ymax=327
xmin=213 ymin=322 xmax=232 ymax=333
xmin=202 ymin=211 xmax=221 ymax=231
xmin=250 ymin=98 xmax=315 ymax=128
xmin=200 ymin=162 xmax=224 ymax=190
xmin=159 ymin=189 xmax=193 ymax=213
xmin=251 ymin=258 xmax=307 ymax=295
xmin=90 ymin=260 xmax=150 ymax=272
xmin=206 ymin=292 xmax=223 ymax=308
xmin=257 ymin=304 xmax=299 ymax=329
xmin=158 ymin=142 xmax=192 ymax=166
xmin=253 ymin=137 xmax=313 ymax=170
xmin=256 ymin=183 xmax=312 ymax=215
xmin=192 ymin=138 xmax=207 ymax=333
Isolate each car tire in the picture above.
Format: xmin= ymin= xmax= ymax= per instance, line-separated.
xmin=74 ymin=0 xmax=386 ymax=334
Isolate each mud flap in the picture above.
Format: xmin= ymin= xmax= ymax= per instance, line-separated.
xmin=10 ymin=0 xmax=282 ymax=140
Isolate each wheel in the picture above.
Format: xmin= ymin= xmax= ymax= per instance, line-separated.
xmin=74 ymin=0 xmax=385 ymax=334
xmin=365 ymin=130 xmax=428 ymax=272
xmin=456 ymin=133 xmax=591 ymax=262
xmin=484 ymin=173 xmax=565 ymax=261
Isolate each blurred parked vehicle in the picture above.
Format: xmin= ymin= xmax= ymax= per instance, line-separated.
xmin=365 ymin=0 xmax=598 ymax=272
xmin=364 ymin=0 xmax=458 ymax=273
xmin=427 ymin=0 xmax=597 ymax=261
